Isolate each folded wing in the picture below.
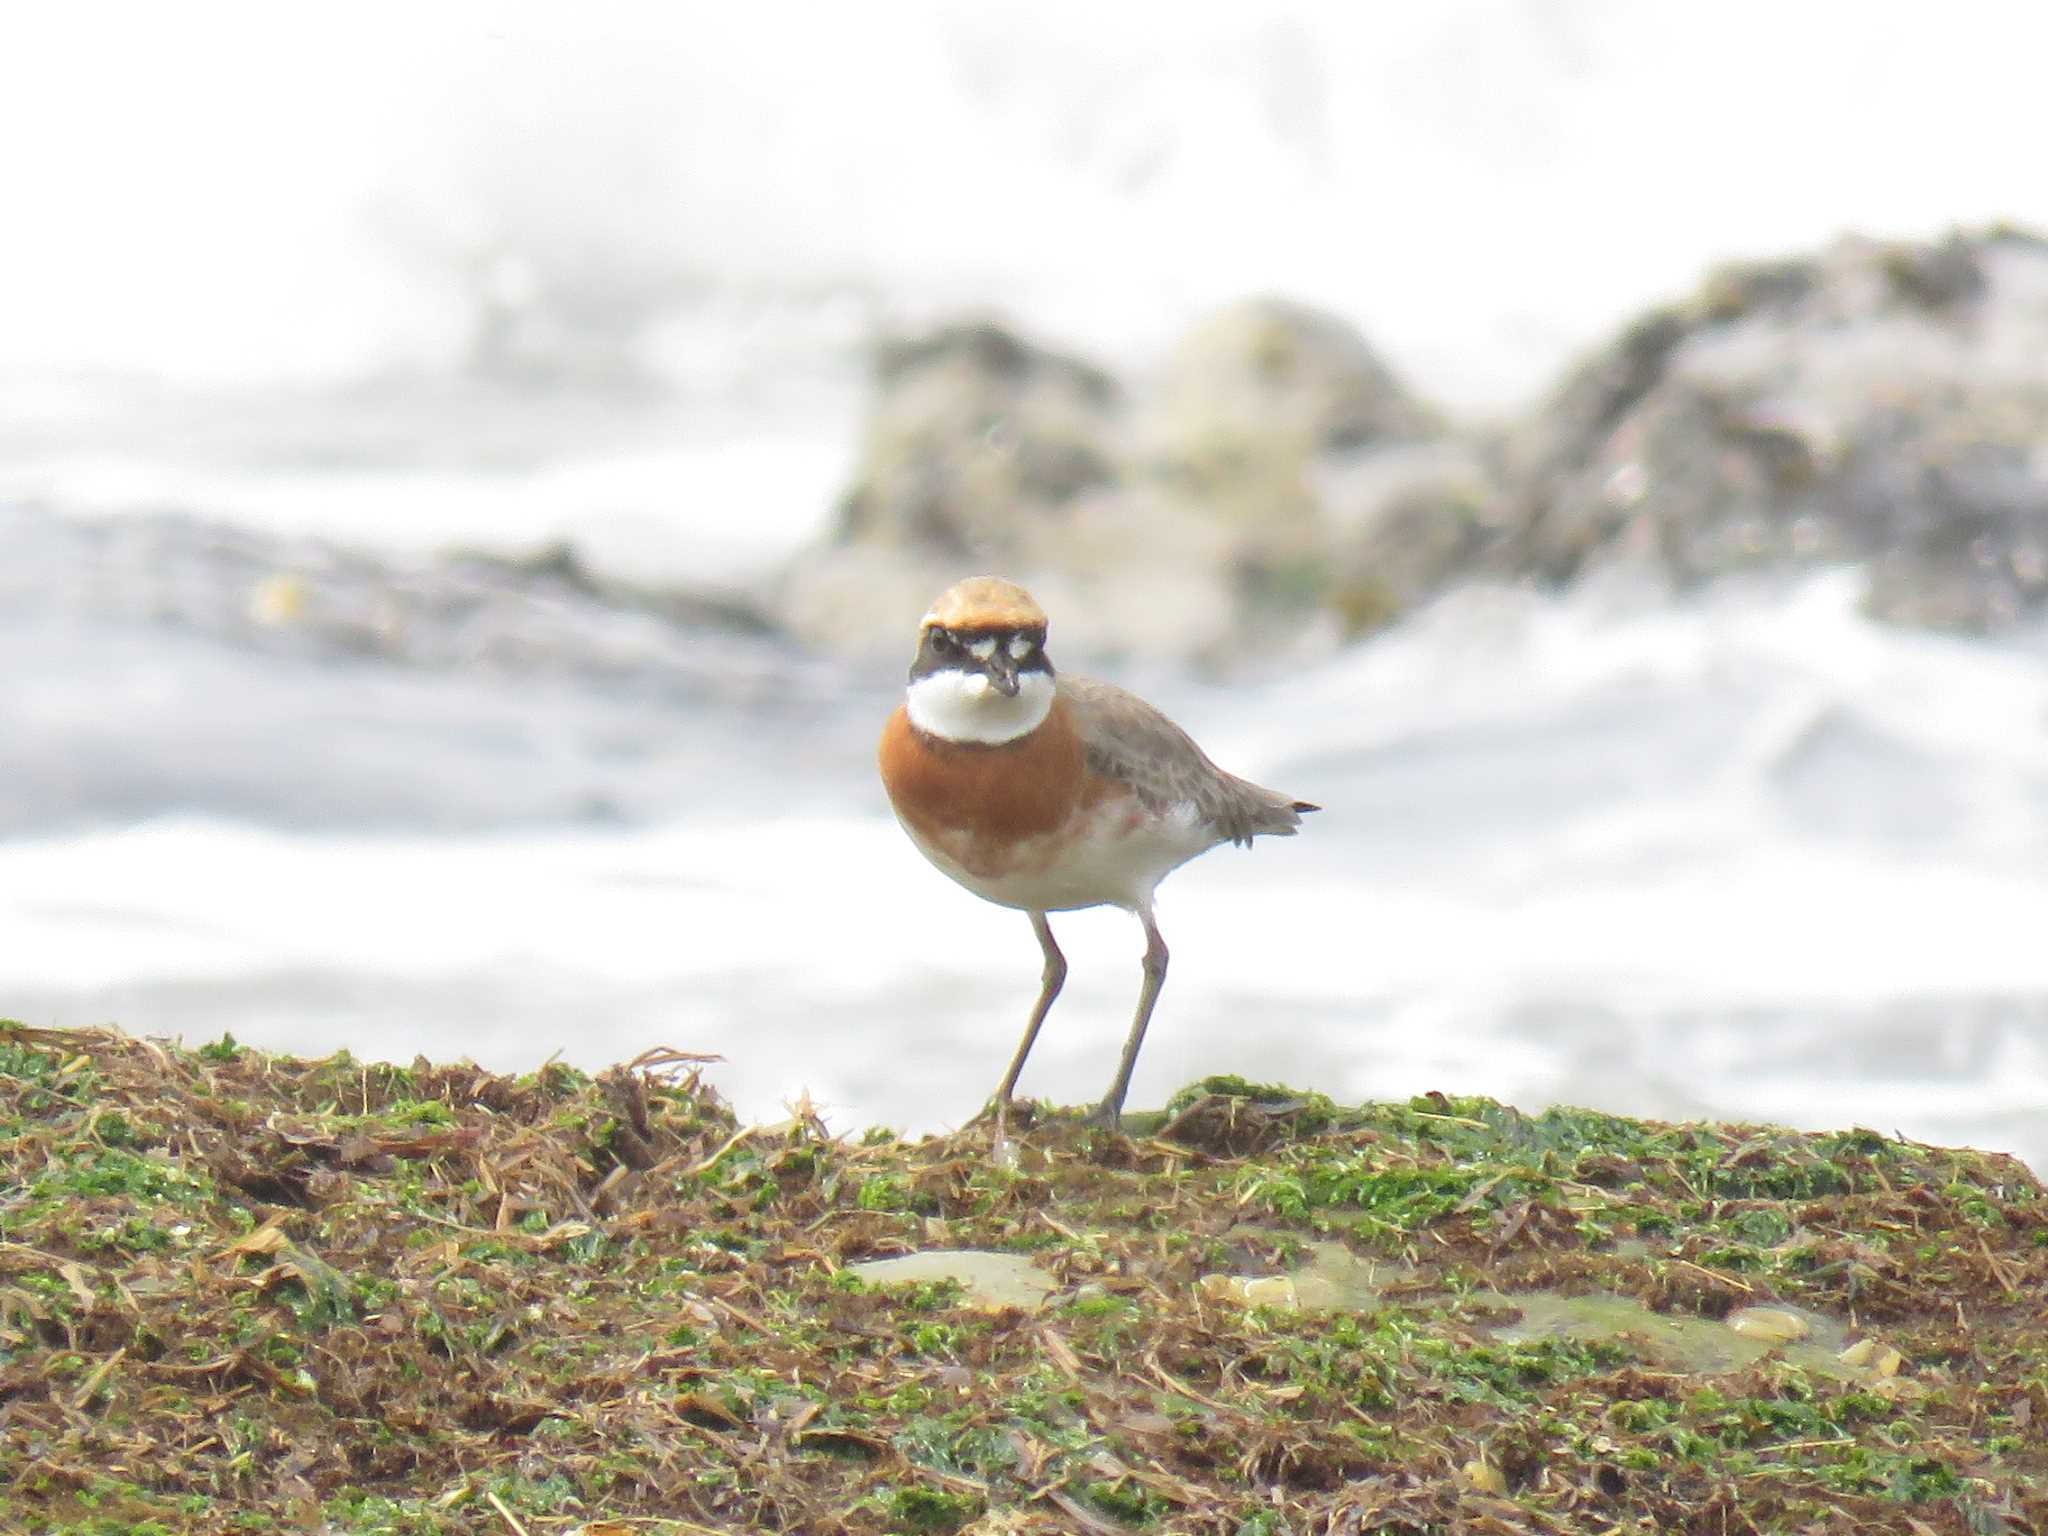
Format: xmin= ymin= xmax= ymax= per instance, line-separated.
xmin=1060 ymin=675 xmax=1317 ymax=848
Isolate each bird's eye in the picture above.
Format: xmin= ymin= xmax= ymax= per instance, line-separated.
xmin=929 ymin=629 xmax=956 ymax=654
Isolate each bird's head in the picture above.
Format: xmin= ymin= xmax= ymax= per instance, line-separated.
xmin=905 ymin=576 xmax=1056 ymax=744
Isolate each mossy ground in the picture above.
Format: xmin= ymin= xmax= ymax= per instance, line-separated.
xmin=2 ymin=1023 xmax=2045 ymax=1535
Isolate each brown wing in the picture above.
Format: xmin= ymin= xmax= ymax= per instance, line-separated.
xmin=1059 ymin=675 xmax=1317 ymax=847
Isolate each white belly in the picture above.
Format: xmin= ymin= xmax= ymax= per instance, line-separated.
xmin=900 ymin=800 xmax=1221 ymax=914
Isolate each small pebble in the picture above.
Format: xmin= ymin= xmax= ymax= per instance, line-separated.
xmin=250 ymin=573 xmax=311 ymax=627
xmin=1241 ymin=1275 xmax=1299 ymax=1308
xmin=1725 ymin=1306 xmax=1810 ymax=1342
xmin=1196 ymin=1273 xmax=1300 ymax=1309
xmin=1462 ymin=1459 xmax=1508 ymax=1495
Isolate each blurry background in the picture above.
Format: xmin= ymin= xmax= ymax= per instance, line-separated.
xmin=6 ymin=1 xmax=2048 ymax=1165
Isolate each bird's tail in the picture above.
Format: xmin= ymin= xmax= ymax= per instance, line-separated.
xmin=1228 ymin=782 xmax=1321 ymax=843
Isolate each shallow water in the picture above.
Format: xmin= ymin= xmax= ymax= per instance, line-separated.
xmin=848 ymin=1250 xmax=1057 ymax=1313
xmin=1206 ymin=1241 xmax=1864 ymax=1378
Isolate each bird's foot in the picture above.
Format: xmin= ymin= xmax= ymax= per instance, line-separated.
xmin=1080 ymin=1100 xmax=1125 ymax=1135
xmin=964 ymin=1095 xmax=1029 ymax=1135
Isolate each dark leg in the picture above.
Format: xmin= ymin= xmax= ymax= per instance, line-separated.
xmin=1087 ymin=907 xmax=1168 ymax=1131
xmin=988 ymin=911 xmax=1066 ymax=1116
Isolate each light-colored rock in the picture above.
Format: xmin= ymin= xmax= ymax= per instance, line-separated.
xmin=1462 ymin=1459 xmax=1509 ymax=1495
xmin=781 ymin=318 xmax=1249 ymax=663
xmin=1318 ymin=440 xmax=1499 ymax=635
xmin=1240 ymin=1274 xmax=1301 ymax=1308
xmin=1725 ymin=1305 xmax=1811 ymax=1343
xmin=1196 ymin=1272 xmax=1302 ymax=1309
xmin=1149 ymin=296 xmax=1442 ymax=456
xmin=833 ymin=319 xmax=1121 ymax=557
xmin=1137 ymin=299 xmax=1455 ymax=643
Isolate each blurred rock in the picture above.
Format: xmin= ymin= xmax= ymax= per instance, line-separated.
xmin=782 ymin=306 xmax=1465 ymax=664
xmin=1495 ymin=227 xmax=2048 ymax=631
xmin=789 ymin=236 xmax=2048 ymax=660
xmin=1138 ymin=299 xmax=1451 ymax=643
xmin=781 ymin=319 xmax=1156 ymax=657
xmin=0 ymin=502 xmax=870 ymax=831
xmin=1317 ymin=441 xmax=1497 ymax=636
xmin=831 ymin=319 xmax=1120 ymax=554
xmin=0 ymin=503 xmax=809 ymax=702
xmin=1148 ymin=296 xmax=1442 ymax=456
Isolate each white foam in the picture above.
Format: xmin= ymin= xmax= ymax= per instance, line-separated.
xmin=7 ymin=575 xmax=2048 ymax=1169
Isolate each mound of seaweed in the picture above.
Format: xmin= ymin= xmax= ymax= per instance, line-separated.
xmin=2 ymin=1022 xmax=2044 ymax=1534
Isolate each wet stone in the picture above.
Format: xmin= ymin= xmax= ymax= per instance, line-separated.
xmin=1726 ymin=1305 xmax=1813 ymax=1342
xmin=1462 ymin=1459 xmax=1509 ymax=1495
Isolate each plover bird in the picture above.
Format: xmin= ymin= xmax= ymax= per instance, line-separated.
xmin=878 ymin=576 xmax=1317 ymax=1130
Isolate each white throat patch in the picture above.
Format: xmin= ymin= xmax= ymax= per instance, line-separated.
xmin=906 ymin=668 xmax=1055 ymax=745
